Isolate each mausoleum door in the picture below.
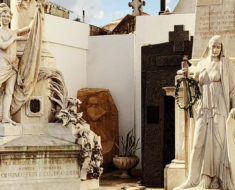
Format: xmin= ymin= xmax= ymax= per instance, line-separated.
xmin=141 ymin=38 xmax=192 ymax=187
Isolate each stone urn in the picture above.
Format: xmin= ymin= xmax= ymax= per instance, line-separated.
xmin=113 ymin=156 xmax=139 ymax=178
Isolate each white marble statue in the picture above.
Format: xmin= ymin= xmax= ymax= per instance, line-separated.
xmin=0 ymin=3 xmax=34 ymax=125
xmin=175 ymin=35 xmax=235 ymax=189
xmin=0 ymin=1 xmax=103 ymax=184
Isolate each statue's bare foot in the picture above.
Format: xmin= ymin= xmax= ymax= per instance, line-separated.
xmin=202 ymin=175 xmax=212 ymax=189
xmin=2 ymin=117 xmax=16 ymax=126
xmin=173 ymin=181 xmax=196 ymax=190
xmin=210 ymin=177 xmax=220 ymax=189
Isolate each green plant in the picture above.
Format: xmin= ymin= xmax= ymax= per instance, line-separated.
xmin=115 ymin=129 xmax=140 ymax=157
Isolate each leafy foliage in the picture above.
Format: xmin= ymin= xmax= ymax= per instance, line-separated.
xmin=116 ymin=129 xmax=140 ymax=157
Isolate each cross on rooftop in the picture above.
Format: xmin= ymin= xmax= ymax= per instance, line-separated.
xmin=128 ymin=0 xmax=146 ymax=16
xmin=169 ymin=25 xmax=189 ymax=52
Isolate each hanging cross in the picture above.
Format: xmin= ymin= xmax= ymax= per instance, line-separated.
xmin=169 ymin=25 xmax=189 ymax=52
xmin=128 ymin=0 xmax=146 ymax=16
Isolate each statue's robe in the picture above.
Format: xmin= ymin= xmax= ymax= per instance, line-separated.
xmin=11 ymin=7 xmax=42 ymax=115
xmin=189 ymin=57 xmax=235 ymax=189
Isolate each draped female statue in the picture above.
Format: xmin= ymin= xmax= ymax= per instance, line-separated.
xmin=0 ymin=2 xmax=42 ymax=125
xmin=175 ymin=35 xmax=235 ymax=189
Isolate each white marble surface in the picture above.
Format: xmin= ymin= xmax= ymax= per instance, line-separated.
xmin=192 ymin=0 xmax=235 ymax=60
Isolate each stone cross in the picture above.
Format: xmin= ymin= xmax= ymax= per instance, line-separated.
xmin=128 ymin=0 xmax=146 ymax=16
xmin=169 ymin=25 xmax=189 ymax=52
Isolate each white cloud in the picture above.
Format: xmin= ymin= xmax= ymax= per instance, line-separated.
xmin=114 ymin=10 xmax=128 ymax=17
xmin=166 ymin=0 xmax=172 ymax=11
xmin=71 ymin=0 xmax=103 ymax=24
xmin=94 ymin=10 xmax=104 ymax=19
xmin=166 ymin=0 xmax=172 ymax=4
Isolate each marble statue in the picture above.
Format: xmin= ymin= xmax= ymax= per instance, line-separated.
xmin=0 ymin=1 xmax=102 ymax=189
xmin=175 ymin=35 xmax=235 ymax=190
xmin=0 ymin=2 xmax=35 ymax=125
xmin=16 ymin=0 xmax=31 ymax=9
xmin=0 ymin=1 xmax=103 ymax=182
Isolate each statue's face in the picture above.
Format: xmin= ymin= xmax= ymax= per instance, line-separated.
xmin=1 ymin=10 xmax=11 ymax=25
xmin=209 ymin=42 xmax=222 ymax=57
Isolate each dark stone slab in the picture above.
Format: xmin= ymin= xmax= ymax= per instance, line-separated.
xmin=169 ymin=25 xmax=189 ymax=52
xmin=141 ymin=25 xmax=193 ymax=187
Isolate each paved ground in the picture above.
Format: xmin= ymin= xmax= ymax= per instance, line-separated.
xmin=99 ymin=171 xmax=163 ymax=190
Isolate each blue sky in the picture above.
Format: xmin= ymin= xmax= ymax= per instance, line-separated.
xmin=50 ymin=0 xmax=179 ymax=27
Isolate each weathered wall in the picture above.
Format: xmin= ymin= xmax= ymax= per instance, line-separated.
xmin=44 ymin=14 xmax=89 ymax=98
xmin=87 ymin=35 xmax=135 ymax=140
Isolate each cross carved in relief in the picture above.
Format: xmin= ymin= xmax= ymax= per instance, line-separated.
xmin=128 ymin=0 xmax=146 ymax=16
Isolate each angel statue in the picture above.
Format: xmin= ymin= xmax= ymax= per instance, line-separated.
xmin=0 ymin=2 xmax=42 ymax=125
xmin=175 ymin=35 xmax=235 ymax=190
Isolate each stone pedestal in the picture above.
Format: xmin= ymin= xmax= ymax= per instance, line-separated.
xmin=0 ymin=145 xmax=81 ymax=190
xmin=163 ymin=81 xmax=188 ymax=190
xmin=12 ymin=80 xmax=55 ymax=124
xmin=164 ymin=160 xmax=186 ymax=190
xmin=0 ymin=123 xmax=99 ymax=190
xmin=227 ymin=117 xmax=235 ymax=185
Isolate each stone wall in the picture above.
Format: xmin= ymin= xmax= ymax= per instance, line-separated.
xmin=44 ymin=14 xmax=89 ymax=98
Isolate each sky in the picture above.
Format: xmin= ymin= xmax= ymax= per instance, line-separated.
xmin=50 ymin=0 xmax=179 ymax=27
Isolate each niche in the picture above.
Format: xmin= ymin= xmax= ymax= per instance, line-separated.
xmin=26 ymin=96 xmax=43 ymax=117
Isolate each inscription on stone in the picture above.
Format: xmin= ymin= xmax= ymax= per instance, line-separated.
xmin=193 ymin=2 xmax=235 ymax=59
xmin=196 ymin=7 xmax=235 ymax=39
xmin=0 ymin=158 xmax=79 ymax=180
xmin=197 ymin=0 xmax=222 ymax=6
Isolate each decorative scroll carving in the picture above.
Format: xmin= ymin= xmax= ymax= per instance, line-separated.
xmin=38 ymin=67 xmax=103 ymax=179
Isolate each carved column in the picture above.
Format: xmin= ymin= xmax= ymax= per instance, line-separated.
xmin=163 ymin=73 xmax=188 ymax=190
xmin=163 ymin=78 xmax=186 ymax=163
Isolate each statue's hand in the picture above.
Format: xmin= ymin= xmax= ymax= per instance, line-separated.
xmin=230 ymin=108 xmax=235 ymax=119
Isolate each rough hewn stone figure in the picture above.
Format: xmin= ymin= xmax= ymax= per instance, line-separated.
xmin=77 ymin=89 xmax=118 ymax=168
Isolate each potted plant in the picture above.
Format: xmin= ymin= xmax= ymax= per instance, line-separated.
xmin=113 ymin=128 xmax=140 ymax=178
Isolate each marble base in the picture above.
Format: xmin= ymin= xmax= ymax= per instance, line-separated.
xmin=0 ymin=179 xmax=80 ymax=190
xmin=164 ymin=160 xmax=187 ymax=190
xmin=165 ymin=161 xmax=221 ymax=190
xmin=0 ymin=123 xmax=75 ymax=145
xmin=0 ymin=178 xmax=99 ymax=190
xmin=180 ymin=187 xmax=220 ymax=190
xmin=0 ymin=142 xmax=82 ymax=190
xmin=0 ymin=123 xmax=99 ymax=190
xmin=81 ymin=179 xmax=99 ymax=190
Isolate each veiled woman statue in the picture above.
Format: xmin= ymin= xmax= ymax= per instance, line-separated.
xmin=175 ymin=35 xmax=235 ymax=189
xmin=0 ymin=2 xmax=42 ymax=125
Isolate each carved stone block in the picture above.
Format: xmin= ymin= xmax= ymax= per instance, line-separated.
xmin=12 ymin=79 xmax=55 ymax=124
xmin=77 ymin=88 xmax=118 ymax=170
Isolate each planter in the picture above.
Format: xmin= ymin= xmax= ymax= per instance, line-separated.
xmin=113 ymin=156 xmax=139 ymax=178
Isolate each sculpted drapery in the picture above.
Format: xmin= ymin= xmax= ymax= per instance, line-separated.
xmin=175 ymin=35 xmax=235 ymax=190
xmin=0 ymin=2 xmax=42 ymax=125
xmin=11 ymin=5 xmax=42 ymax=115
